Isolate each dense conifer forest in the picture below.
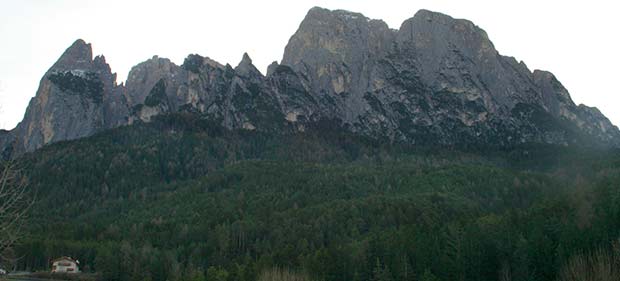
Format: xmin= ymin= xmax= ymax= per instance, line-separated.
xmin=6 ymin=114 xmax=620 ymax=281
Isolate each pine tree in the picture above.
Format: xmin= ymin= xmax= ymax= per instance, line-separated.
xmin=420 ymin=269 xmax=440 ymax=281
xmin=372 ymin=258 xmax=393 ymax=281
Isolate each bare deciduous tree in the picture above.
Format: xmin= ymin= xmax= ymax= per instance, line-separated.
xmin=258 ymin=267 xmax=314 ymax=281
xmin=0 ymin=161 xmax=33 ymax=258
xmin=499 ymin=261 xmax=512 ymax=281
xmin=558 ymin=245 xmax=620 ymax=281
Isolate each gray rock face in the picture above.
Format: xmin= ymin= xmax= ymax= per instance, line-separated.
xmin=278 ymin=7 xmax=620 ymax=146
xmin=281 ymin=7 xmax=396 ymax=126
xmin=123 ymin=52 xmax=286 ymax=132
xmin=1 ymin=40 xmax=130 ymax=155
xmin=2 ymin=7 xmax=618 ymax=157
xmin=124 ymin=56 xmax=185 ymax=108
xmin=0 ymin=129 xmax=14 ymax=158
xmin=266 ymin=61 xmax=279 ymax=77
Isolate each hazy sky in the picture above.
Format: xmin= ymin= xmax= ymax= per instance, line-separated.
xmin=1 ymin=0 xmax=618 ymax=129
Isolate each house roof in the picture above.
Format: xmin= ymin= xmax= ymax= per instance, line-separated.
xmin=51 ymin=256 xmax=77 ymax=263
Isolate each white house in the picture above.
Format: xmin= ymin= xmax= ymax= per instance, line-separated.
xmin=51 ymin=257 xmax=79 ymax=273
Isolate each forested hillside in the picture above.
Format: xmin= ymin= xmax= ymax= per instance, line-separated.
xmin=8 ymin=114 xmax=620 ymax=281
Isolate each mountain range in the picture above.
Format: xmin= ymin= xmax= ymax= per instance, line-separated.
xmin=1 ymin=7 xmax=618 ymax=157
xmin=5 ymin=7 xmax=620 ymax=281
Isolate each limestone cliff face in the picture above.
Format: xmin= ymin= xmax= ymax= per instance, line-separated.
xmin=278 ymin=7 xmax=620 ymax=145
xmin=122 ymin=52 xmax=287 ymax=132
xmin=2 ymin=7 xmax=618 ymax=157
xmin=2 ymin=40 xmax=129 ymax=155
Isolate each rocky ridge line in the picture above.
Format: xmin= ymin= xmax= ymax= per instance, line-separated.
xmin=1 ymin=7 xmax=618 ymax=157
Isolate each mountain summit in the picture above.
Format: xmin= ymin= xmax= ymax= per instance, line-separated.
xmin=0 ymin=39 xmax=129 ymax=155
xmin=1 ymin=7 xmax=618 ymax=157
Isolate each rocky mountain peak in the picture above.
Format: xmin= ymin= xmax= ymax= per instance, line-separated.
xmin=93 ymin=54 xmax=109 ymax=70
xmin=277 ymin=7 xmax=619 ymax=146
xmin=282 ymin=7 xmax=393 ymax=67
xmin=1 ymin=39 xmax=129 ymax=154
xmin=396 ymin=9 xmax=495 ymax=61
xmin=240 ymin=52 xmax=252 ymax=64
xmin=93 ymin=55 xmax=117 ymax=85
xmin=125 ymin=56 xmax=182 ymax=106
xmin=281 ymin=7 xmax=395 ymax=101
xmin=235 ymin=52 xmax=262 ymax=77
xmin=2 ymin=7 xmax=618 ymax=158
xmin=50 ymin=39 xmax=94 ymax=72
xmin=266 ymin=61 xmax=279 ymax=76
xmin=305 ymin=6 xmax=369 ymax=22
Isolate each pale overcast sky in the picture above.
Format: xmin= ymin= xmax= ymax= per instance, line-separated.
xmin=0 ymin=0 xmax=618 ymax=129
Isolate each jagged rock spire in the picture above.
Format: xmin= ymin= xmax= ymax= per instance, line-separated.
xmin=266 ymin=61 xmax=279 ymax=76
xmin=50 ymin=39 xmax=94 ymax=72
xmin=235 ymin=52 xmax=262 ymax=77
xmin=4 ymin=39 xmax=127 ymax=154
